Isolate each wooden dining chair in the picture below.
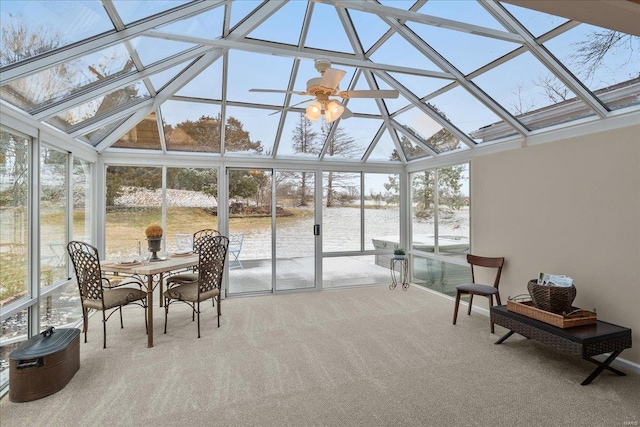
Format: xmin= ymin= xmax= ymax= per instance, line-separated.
xmin=164 ymin=235 xmax=229 ymax=338
xmin=67 ymin=241 xmax=148 ymax=348
xmin=452 ymin=254 xmax=505 ymax=333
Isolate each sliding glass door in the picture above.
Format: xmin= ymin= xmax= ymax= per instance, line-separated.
xmin=227 ymin=169 xmax=273 ymax=294
xmin=275 ymin=170 xmax=316 ymax=291
xmin=226 ymin=169 xmax=317 ymax=295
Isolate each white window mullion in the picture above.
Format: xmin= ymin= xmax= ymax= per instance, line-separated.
xmin=29 ymin=130 xmax=42 ymax=337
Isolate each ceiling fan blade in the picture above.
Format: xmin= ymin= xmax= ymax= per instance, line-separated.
xmin=267 ymin=98 xmax=316 ymax=116
xmin=290 ymin=98 xmax=315 ymax=108
xmin=340 ymin=106 xmax=353 ymax=120
xmin=320 ymin=68 xmax=346 ymax=90
xmin=339 ymin=90 xmax=399 ymax=99
xmin=249 ymin=88 xmax=305 ymax=95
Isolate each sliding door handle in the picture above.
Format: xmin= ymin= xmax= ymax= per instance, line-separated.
xmin=314 ymin=224 xmax=320 ymax=236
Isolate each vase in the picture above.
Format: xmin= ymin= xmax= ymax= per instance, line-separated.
xmin=147 ymin=237 xmax=162 ymax=261
xmin=394 ymin=254 xmax=406 ymax=260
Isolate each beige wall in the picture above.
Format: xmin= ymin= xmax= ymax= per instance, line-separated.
xmin=471 ymin=123 xmax=640 ymax=364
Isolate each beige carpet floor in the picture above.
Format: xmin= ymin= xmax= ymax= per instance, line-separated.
xmin=1 ymin=285 xmax=639 ymax=427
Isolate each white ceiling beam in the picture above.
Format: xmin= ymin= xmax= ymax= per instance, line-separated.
xmin=389 ymin=120 xmax=438 ymax=157
xmin=95 ymin=50 xmax=225 ymax=152
xmin=96 ymin=0 xmax=285 ymax=153
xmin=375 ymin=11 xmax=529 ymax=136
xmin=144 ymin=30 xmax=454 ymax=80
xmin=373 ymin=70 xmax=477 ymax=150
xmin=0 ymin=1 xmax=227 ymax=85
xmin=315 ymin=0 xmax=525 ymax=43
xmin=270 ymin=2 xmax=316 ymax=159
xmin=31 ymin=46 xmax=210 ymax=120
xmin=482 ymin=1 xmax=609 ymax=118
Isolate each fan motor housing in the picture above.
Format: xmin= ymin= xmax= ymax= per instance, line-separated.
xmin=306 ymin=77 xmax=337 ymax=97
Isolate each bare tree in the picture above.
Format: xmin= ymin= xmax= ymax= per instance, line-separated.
xmin=510 ymin=83 xmax=535 ymax=115
xmin=534 ymin=73 xmax=570 ymax=103
xmin=0 ymin=13 xmax=62 ymax=66
xmin=570 ymin=31 xmax=638 ymax=81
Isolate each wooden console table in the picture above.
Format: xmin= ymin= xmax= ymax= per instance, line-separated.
xmin=490 ymin=305 xmax=632 ymax=385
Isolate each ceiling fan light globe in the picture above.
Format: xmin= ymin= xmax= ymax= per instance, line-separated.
xmin=305 ymin=101 xmax=322 ymax=122
xmin=325 ymin=100 xmax=345 ymax=123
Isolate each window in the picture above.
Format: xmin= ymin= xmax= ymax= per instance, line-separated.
xmin=0 ymin=129 xmax=30 ymax=308
xmin=105 ymin=166 xmax=162 ymax=259
xmin=410 ymin=163 xmax=471 ymax=295
xmin=40 ymin=145 xmax=67 ymax=286
xmin=166 ymin=167 xmax=218 ymax=251
xmin=72 ymin=158 xmax=93 ymax=243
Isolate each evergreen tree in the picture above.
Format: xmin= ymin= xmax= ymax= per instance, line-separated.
xmin=291 ymin=113 xmax=320 ymax=206
xmin=385 ymin=104 xmax=465 ymax=220
xmin=322 ymin=125 xmax=358 ymax=207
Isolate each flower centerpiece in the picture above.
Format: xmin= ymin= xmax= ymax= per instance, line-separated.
xmin=145 ymin=224 xmax=163 ymax=261
xmin=393 ymin=248 xmax=406 ymax=259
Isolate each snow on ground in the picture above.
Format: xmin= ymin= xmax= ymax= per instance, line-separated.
xmin=115 ymin=188 xmax=217 ymax=207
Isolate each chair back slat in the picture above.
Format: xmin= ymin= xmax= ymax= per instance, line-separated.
xmin=67 ymin=241 xmax=104 ymax=301
xmin=197 ymin=235 xmax=229 ymax=295
xmin=466 ymin=254 xmax=505 ymax=289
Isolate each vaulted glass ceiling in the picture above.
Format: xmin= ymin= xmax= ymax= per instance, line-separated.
xmin=1 ymin=0 xmax=638 ymax=164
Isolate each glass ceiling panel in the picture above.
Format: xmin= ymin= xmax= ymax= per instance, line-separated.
xmin=129 ymin=36 xmax=198 ymax=67
xmin=427 ymin=86 xmax=510 ymax=143
xmin=472 ymin=50 xmax=593 ymax=130
xmin=368 ymin=128 xmax=401 ymax=162
xmin=369 ymin=33 xmax=441 ymax=74
xmin=543 ymin=24 xmax=640 ymax=111
xmin=0 ymin=1 xmax=113 ymax=67
xmin=341 ymin=71 xmax=383 ymax=116
xmin=397 ymin=131 xmax=430 ymax=161
xmin=347 ymin=10 xmax=391 ymax=53
xmin=344 ymin=77 xmax=386 ymax=116
xmin=3 ymin=0 xmax=638 ymax=163
xmin=407 ymin=23 xmax=521 ymax=75
xmin=155 ymin=6 xmax=224 ymax=39
xmin=148 ymin=62 xmax=190 ymax=94
xmin=418 ymin=0 xmax=507 ymax=30
xmin=305 ymin=3 xmax=355 ymax=54
xmin=387 ymin=72 xmax=450 ymax=100
xmin=78 ymin=116 xmax=129 ymax=147
xmin=501 ymin=3 xmax=569 ymax=38
xmin=394 ymin=109 xmax=462 ymax=154
xmin=161 ymin=100 xmax=221 ymax=153
xmin=45 ymin=82 xmax=150 ymax=132
xmin=175 ymin=58 xmax=223 ymax=100
xmin=246 ymin=1 xmax=306 ymax=45
xmin=224 ymin=106 xmax=277 ymax=156
xmin=276 ymin=113 xmax=322 ymax=159
xmin=324 ymin=117 xmax=382 ymax=160
xmin=229 ymin=1 xmax=262 ymax=31
xmin=373 ymin=77 xmax=412 ymax=115
xmin=1 ymin=44 xmax=134 ymax=113
xmin=227 ymin=51 xmax=295 ymax=105
xmin=112 ymin=112 xmax=161 ymax=150
xmin=112 ymin=1 xmax=190 ymax=25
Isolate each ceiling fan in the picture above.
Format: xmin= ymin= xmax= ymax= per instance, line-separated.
xmin=249 ymin=58 xmax=399 ymax=123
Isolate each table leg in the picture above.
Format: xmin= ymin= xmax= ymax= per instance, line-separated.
xmin=147 ymin=275 xmax=154 ymax=348
xmin=581 ymin=351 xmax=625 ymax=385
xmin=494 ymin=330 xmax=515 ymax=345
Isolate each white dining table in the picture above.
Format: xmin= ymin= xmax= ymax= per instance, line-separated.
xmin=102 ymin=254 xmax=198 ymax=347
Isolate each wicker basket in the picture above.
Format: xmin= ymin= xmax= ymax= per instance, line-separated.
xmin=507 ymin=299 xmax=596 ymax=328
xmin=527 ymin=279 xmax=576 ymax=314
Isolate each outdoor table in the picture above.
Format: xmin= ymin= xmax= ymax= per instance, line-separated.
xmin=102 ymin=254 xmax=198 ymax=348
